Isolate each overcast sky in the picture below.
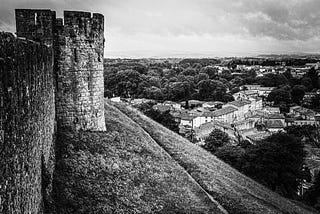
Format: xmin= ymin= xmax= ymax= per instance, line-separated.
xmin=1 ymin=0 xmax=320 ymax=58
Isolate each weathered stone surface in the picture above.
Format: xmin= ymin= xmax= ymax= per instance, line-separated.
xmin=55 ymin=11 xmax=106 ymax=131
xmin=15 ymin=9 xmax=56 ymax=47
xmin=0 ymin=9 xmax=106 ymax=213
xmin=0 ymin=32 xmax=55 ymax=214
xmin=15 ymin=9 xmax=106 ymax=132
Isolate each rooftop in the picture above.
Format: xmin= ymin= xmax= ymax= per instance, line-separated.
xmin=265 ymin=119 xmax=285 ymax=129
xmin=246 ymin=132 xmax=271 ymax=141
xmin=212 ymin=106 xmax=238 ymax=117
xmin=226 ymin=99 xmax=251 ymax=108
xmin=291 ymin=106 xmax=316 ymax=116
xmin=267 ymin=113 xmax=285 ymax=119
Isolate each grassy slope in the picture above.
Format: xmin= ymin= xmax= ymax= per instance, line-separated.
xmin=113 ymin=101 xmax=319 ymax=214
xmin=52 ymin=103 xmax=226 ymax=214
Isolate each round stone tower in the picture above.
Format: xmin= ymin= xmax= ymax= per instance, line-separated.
xmin=55 ymin=11 xmax=106 ymax=131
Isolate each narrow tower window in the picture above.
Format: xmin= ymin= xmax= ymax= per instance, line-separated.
xmin=74 ymin=48 xmax=78 ymax=62
xmin=34 ymin=13 xmax=37 ymax=25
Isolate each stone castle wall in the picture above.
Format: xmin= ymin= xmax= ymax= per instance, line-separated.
xmin=0 ymin=9 xmax=106 ymax=213
xmin=16 ymin=9 xmax=56 ymax=47
xmin=55 ymin=11 xmax=106 ymax=131
xmin=15 ymin=9 xmax=106 ymax=131
xmin=0 ymin=32 xmax=55 ymax=214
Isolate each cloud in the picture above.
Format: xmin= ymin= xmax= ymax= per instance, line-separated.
xmin=1 ymin=0 xmax=320 ymax=57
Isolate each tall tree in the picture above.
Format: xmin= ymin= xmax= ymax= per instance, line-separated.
xmin=257 ymin=73 xmax=288 ymax=87
xmin=202 ymin=129 xmax=231 ymax=153
xmin=267 ymin=89 xmax=292 ymax=105
xmin=197 ymin=79 xmax=226 ymax=101
xmin=304 ymin=173 xmax=320 ymax=211
xmin=291 ymin=85 xmax=306 ymax=105
xmin=241 ymin=133 xmax=305 ymax=199
xmin=307 ymin=68 xmax=319 ymax=89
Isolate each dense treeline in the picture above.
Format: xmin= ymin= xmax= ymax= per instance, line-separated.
xmin=104 ymin=59 xmax=320 ymax=111
xmin=261 ymin=68 xmax=320 ymax=111
xmin=104 ymin=60 xmax=250 ymax=103
xmin=231 ymin=57 xmax=319 ymax=66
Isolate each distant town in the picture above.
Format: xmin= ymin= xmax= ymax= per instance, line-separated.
xmin=105 ymin=56 xmax=320 ymax=198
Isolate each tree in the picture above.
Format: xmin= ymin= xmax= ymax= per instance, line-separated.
xmin=310 ymin=94 xmax=320 ymax=112
xmin=267 ymin=89 xmax=292 ymax=105
xmin=197 ymin=79 xmax=226 ymax=101
xmin=214 ymin=91 xmax=234 ymax=102
xmin=257 ymin=73 xmax=288 ymax=87
xmin=145 ymin=109 xmax=180 ymax=133
xmin=195 ymin=73 xmax=209 ymax=83
xmin=137 ymin=103 xmax=180 ymax=133
xmin=182 ymin=68 xmax=197 ymax=76
xmin=285 ymin=125 xmax=320 ymax=148
xmin=241 ymin=132 xmax=305 ymax=199
xmin=105 ymin=69 xmax=142 ymax=98
xmin=143 ymin=86 xmax=164 ymax=100
xmin=202 ymin=129 xmax=231 ymax=153
xmin=283 ymin=69 xmax=293 ymax=81
xmin=291 ymin=85 xmax=306 ymax=105
xmin=304 ymin=173 xmax=320 ymax=211
xmin=307 ymin=68 xmax=319 ymax=89
xmin=214 ymin=145 xmax=245 ymax=170
xmin=301 ymin=77 xmax=313 ymax=91
xmin=167 ymin=81 xmax=192 ymax=101
xmin=201 ymin=66 xmax=218 ymax=79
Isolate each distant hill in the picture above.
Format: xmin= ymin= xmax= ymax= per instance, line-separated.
xmin=52 ymin=101 xmax=319 ymax=214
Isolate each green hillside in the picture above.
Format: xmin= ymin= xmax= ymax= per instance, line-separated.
xmin=51 ymin=101 xmax=319 ymax=214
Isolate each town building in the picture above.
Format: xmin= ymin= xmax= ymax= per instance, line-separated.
xmin=242 ymin=84 xmax=276 ymax=97
xmin=290 ymin=106 xmax=316 ymax=120
xmin=223 ymin=99 xmax=252 ymax=121
xmin=163 ymin=101 xmax=182 ymax=109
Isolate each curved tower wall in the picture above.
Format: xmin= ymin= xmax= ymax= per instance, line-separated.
xmin=55 ymin=11 xmax=106 ymax=131
xmin=15 ymin=9 xmax=106 ymax=131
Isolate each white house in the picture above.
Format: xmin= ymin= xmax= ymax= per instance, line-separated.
xmin=264 ymin=107 xmax=280 ymax=114
xmin=249 ymin=97 xmax=263 ymax=111
xmin=163 ymin=101 xmax=181 ymax=109
xmin=241 ymin=85 xmax=276 ymax=97
xmin=211 ymin=106 xmax=238 ymax=123
xmin=203 ymin=101 xmax=217 ymax=109
xmin=290 ymin=106 xmax=316 ymax=120
xmin=180 ymin=112 xmax=205 ymax=129
xmin=233 ymin=90 xmax=259 ymax=100
xmin=110 ymin=97 xmax=121 ymax=102
xmin=265 ymin=119 xmax=285 ymax=133
xmin=223 ymin=99 xmax=252 ymax=121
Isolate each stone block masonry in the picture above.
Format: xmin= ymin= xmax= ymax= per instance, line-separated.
xmin=15 ymin=9 xmax=106 ymax=131
xmin=0 ymin=32 xmax=55 ymax=214
xmin=16 ymin=9 xmax=56 ymax=47
xmin=0 ymin=8 xmax=106 ymax=213
xmin=55 ymin=11 xmax=106 ymax=131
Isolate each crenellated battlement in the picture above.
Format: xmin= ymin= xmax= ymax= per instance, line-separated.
xmin=15 ymin=8 xmax=106 ymax=131
xmin=15 ymin=9 xmax=104 ymax=44
xmin=15 ymin=9 xmax=56 ymax=47
xmin=58 ymin=11 xmax=104 ymax=40
xmin=0 ymin=8 xmax=106 ymax=214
